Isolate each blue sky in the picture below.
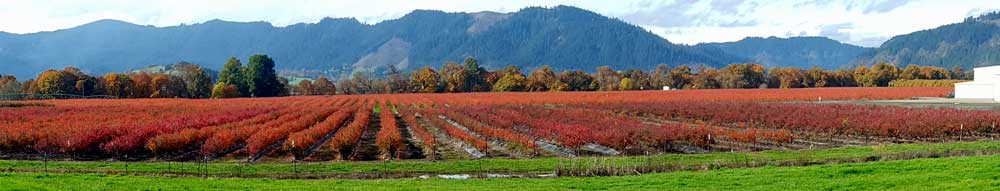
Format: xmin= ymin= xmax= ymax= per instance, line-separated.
xmin=0 ymin=0 xmax=997 ymax=47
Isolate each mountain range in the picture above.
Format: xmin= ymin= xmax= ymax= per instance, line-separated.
xmin=856 ymin=12 xmax=1000 ymax=70
xmin=694 ymin=36 xmax=873 ymax=69
xmin=0 ymin=6 xmax=997 ymax=79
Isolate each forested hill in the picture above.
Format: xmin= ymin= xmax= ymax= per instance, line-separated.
xmin=857 ymin=12 xmax=1000 ymax=69
xmin=0 ymin=5 xmax=746 ymax=79
xmin=696 ymin=36 xmax=874 ymax=70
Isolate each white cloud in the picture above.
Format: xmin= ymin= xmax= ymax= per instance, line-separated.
xmin=0 ymin=0 xmax=998 ymax=47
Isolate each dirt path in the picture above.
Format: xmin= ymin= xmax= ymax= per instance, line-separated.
xmin=436 ymin=115 xmax=522 ymax=158
xmin=349 ymin=113 xmax=381 ymax=161
xmin=415 ymin=113 xmax=479 ymax=160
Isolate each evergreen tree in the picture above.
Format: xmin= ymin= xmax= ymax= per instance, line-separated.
xmin=218 ymin=57 xmax=247 ymax=96
xmin=243 ymin=54 xmax=283 ymax=97
xmin=463 ymin=57 xmax=488 ymax=92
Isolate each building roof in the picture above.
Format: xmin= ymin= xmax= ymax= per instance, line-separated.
xmin=974 ymin=65 xmax=1000 ymax=70
xmin=956 ymin=81 xmax=993 ymax=85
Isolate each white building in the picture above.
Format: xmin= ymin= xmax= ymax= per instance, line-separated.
xmin=954 ymin=65 xmax=1000 ymax=101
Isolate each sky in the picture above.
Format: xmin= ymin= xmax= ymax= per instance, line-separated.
xmin=0 ymin=0 xmax=998 ymax=47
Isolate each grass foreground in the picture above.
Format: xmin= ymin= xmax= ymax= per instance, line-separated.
xmin=1 ymin=154 xmax=999 ymax=190
xmin=2 ymin=140 xmax=999 ymax=179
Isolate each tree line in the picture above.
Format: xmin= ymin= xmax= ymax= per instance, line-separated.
xmin=310 ymin=57 xmax=970 ymax=95
xmin=0 ymin=54 xmax=286 ymax=99
xmin=0 ymin=65 xmax=212 ymax=99
xmin=0 ymin=56 xmax=972 ymax=98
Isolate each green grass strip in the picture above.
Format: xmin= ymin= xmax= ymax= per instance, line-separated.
xmin=1 ymin=154 xmax=999 ymax=190
xmin=0 ymin=140 xmax=998 ymax=178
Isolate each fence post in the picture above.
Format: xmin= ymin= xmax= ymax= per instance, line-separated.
xmin=237 ymin=162 xmax=242 ymax=178
xmin=203 ymin=157 xmax=208 ymax=178
xmin=42 ymin=153 xmax=48 ymax=174
xmin=556 ymin=156 xmax=561 ymax=177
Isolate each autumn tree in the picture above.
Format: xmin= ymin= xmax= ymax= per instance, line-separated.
xmin=62 ymin=67 xmax=96 ymax=95
xmin=622 ymin=69 xmax=653 ymax=90
xmin=350 ymin=72 xmax=373 ymax=94
xmin=103 ymin=73 xmax=133 ymax=98
xmin=150 ymin=74 xmax=186 ymax=98
xmin=897 ymin=65 xmax=949 ymax=80
xmin=870 ymin=62 xmax=900 ymax=86
xmin=618 ymin=78 xmax=636 ymax=91
xmin=296 ymin=79 xmax=314 ymax=95
xmin=652 ymin=64 xmax=670 ymax=88
xmin=440 ymin=62 xmax=467 ymax=93
xmin=370 ymin=79 xmax=390 ymax=94
xmin=853 ymin=62 xmax=900 ymax=87
xmin=179 ymin=64 xmax=213 ymax=98
xmin=806 ymin=66 xmax=830 ymax=87
xmin=951 ymin=66 xmax=968 ymax=80
xmin=337 ymin=79 xmax=354 ymax=95
xmin=74 ymin=76 xmax=98 ymax=96
xmin=688 ymin=65 xmax=720 ymax=89
xmin=35 ymin=70 xmax=68 ymax=94
xmin=410 ymin=67 xmax=441 ymax=93
xmin=129 ymin=72 xmax=153 ymax=98
xmin=0 ymin=75 xmax=21 ymax=93
xmin=492 ymin=66 xmax=526 ymax=92
xmin=919 ymin=66 xmax=950 ymax=79
xmin=718 ymin=63 xmax=767 ymax=89
xmin=558 ymin=70 xmax=594 ymax=91
xmin=211 ymin=83 xmax=240 ymax=98
xmin=830 ymin=69 xmax=856 ymax=87
xmin=900 ymin=65 xmax=921 ymax=80
xmin=667 ymin=65 xmax=693 ymax=89
xmin=483 ymin=71 xmax=502 ymax=89
xmin=768 ymin=67 xmax=807 ymax=88
xmin=386 ymin=64 xmax=407 ymax=93
xmin=852 ymin=66 xmax=875 ymax=87
xmin=526 ymin=65 xmax=566 ymax=91
xmin=59 ymin=67 xmax=84 ymax=95
xmin=594 ymin=66 xmax=621 ymax=91
xmin=313 ymin=77 xmax=336 ymax=95
xmin=20 ymin=79 xmax=37 ymax=94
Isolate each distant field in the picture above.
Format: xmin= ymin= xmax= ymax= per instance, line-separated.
xmin=0 ymin=87 xmax=962 ymax=164
xmin=3 ymin=154 xmax=999 ymax=190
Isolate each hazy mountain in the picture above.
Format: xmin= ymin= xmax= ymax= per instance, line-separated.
xmin=857 ymin=12 xmax=1000 ymax=70
xmin=696 ymin=36 xmax=874 ymax=70
xmin=0 ymin=6 xmax=746 ymax=79
xmin=128 ymin=62 xmax=219 ymax=81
